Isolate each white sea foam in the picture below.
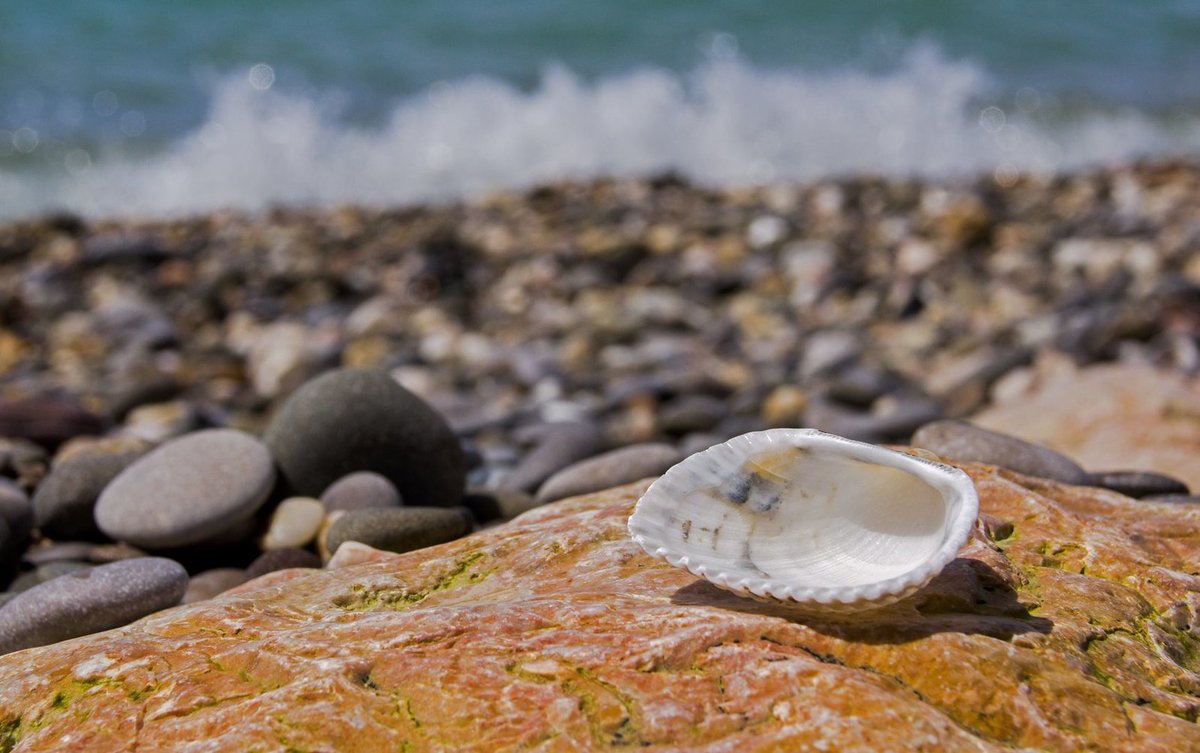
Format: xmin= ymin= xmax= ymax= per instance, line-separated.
xmin=2 ymin=47 xmax=1198 ymax=219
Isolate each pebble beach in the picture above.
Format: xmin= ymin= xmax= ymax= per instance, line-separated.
xmin=0 ymin=158 xmax=1198 ymax=653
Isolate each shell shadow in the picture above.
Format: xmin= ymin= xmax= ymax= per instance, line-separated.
xmin=669 ymin=558 xmax=1053 ymax=645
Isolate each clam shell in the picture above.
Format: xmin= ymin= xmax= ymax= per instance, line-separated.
xmin=628 ymin=428 xmax=979 ymax=612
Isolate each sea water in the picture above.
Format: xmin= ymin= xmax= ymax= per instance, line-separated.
xmin=1 ymin=0 xmax=1198 ymax=219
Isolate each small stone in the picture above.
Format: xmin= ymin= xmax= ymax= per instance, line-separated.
xmin=87 ymin=542 xmax=149 ymax=564
xmin=0 ymin=479 xmax=32 ymax=547
xmin=0 ymin=394 xmax=106 ymax=449
xmin=493 ymin=489 xmax=540 ymax=520
xmin=0 ymin=557 xmax=187 ymax=654
xmin=535 ymin=443 xmax=684 ymax=504
xmin=21 ymin=541 xmax=94 ymax=567
xmin=264 ymin=369 xmax=466 ymax=505
xmin=95 ymin=429 xmax=276 ymax=549
xmin=460 ymin=490 xmax=503 ymax=524
xmin=326 ymin=542 xmax=398 ymax=569
xmin=912 ymin=420 xmax=1088 ymax=484
xmin=32 ymin=439 xmax=151 ymax=539
xmin=501 ymin=422 xmax=604 ymax=493
xmin=1085 ymin=470 xmax=1189 ymax=499
xmin=320 ymin=472 xmax=402 ymax=512
xmin=324 ymin=507 xmax=470 ymax=557
xmin=761 ymin=385 xmax=808 ymax=427
xmin=656 ymin=394 xmax=725 ymax=434
xmin=183 ymin=568 xmax=248 ymax=604
xmin=244 ymin=548 xmax=322 ymax=581
xmin=262 ymin=497 xmax=326 ymax=550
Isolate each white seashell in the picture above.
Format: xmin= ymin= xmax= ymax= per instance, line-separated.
xmin=628 ymin=428 xmax=979 ymax=612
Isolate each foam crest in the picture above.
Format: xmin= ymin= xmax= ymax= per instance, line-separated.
xmin=2 ymin=47 xmax=1199 ymax=219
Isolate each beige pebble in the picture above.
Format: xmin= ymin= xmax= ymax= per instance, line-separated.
xmin=262 ymin=497 xmax=325 ymax=551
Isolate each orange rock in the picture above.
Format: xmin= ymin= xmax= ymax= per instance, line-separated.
xmin=0 ymin=467 xmax=1198 ymax=752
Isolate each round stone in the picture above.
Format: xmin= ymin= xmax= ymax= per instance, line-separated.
xmin=245 ymin=548 xmax=322 ymax=581
xmin=95 ymin=429 xmax=276 ymax=549
xmin=535 ymin=443 xmax=684 ymax=504
xmin=262 ymin=497 xmax=326 ymax=550
xmin=33 ymin=439 xmax=150 ymax=539
xmin=0 ymin=556 xmax=188 ymax=655
xmin=324 ymin=507 xmax=470 ymax=557
xmin=0 ymin=478 xmax=32 ymax=547
xmin=264 ymin=369 xmax=466 ymax=505
xmin=320 ymin=472 xmax=402 ymax=512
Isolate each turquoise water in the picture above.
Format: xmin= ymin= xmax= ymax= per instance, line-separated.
xmin=1 ymin=1 xmax=1199 ymax=218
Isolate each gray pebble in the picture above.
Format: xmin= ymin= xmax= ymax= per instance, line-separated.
xmin=320 ymin=472 xmax=402 ymax=512
xmin=95 ymin=429 xmax=275 ymax=549
xmin=536 ymin=443 xmax=684 ymax=504
xmin=501 ymin=421 xmax=603 ymax=493
xmin=245 ymin=548 xmax=322 ymax=580
xmin=911 ymin=420 xmax=1089 ymax=484
xmin=805 ymin=395 xmax=942 ymax=444
xmin=1086 ymin=470 xmax=1189 ymax=499
xmin=264 ymin=369 xmax=466 ymax=505
xmin=22 ymin=542 xmax=93 ymax=567
xmin=9 ymin=561 xmax=93 ymax=593
xmin=33 ymin=441 xmax=150 ymax=539
xmin=183 ymin=568 xmax=247 ymax=604
xmin=0 ymin=479 xmax=32 ymax=546
xmin=656 ymin=394 xmax=726 ymax=434
xmin=325 ymin=507 xmax=470 ymax=557
xmin=0 ymin=517 xmax=9 ymax=569
xmin=0 ymin=556 xmax=188 ymax=655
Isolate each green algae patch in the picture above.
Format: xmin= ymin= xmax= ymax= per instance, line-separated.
xmin=334 ymin=551 xmax=493 ymax=611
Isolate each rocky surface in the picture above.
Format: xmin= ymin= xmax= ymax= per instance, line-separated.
xmin=0 ymin=465 xmax=1196 ymax=751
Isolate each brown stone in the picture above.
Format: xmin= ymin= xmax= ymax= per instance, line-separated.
xmin=975 ymin=361 xmax=1200 ymax=491
xmin=0 ymin=466 xmax=1197 ymax=751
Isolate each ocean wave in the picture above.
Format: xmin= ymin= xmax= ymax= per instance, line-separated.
xmin=2 ymin=46 xmax=1199 ymax=219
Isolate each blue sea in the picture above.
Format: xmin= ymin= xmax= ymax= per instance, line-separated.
xmin=1 ymin=1 xmax=1199 ymax=219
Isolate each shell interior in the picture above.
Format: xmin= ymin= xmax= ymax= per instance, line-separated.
xmin=628 ymin=429 xmax=979 ymax=609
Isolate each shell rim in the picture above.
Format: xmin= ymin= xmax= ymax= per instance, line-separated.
xmin=627 ymin=428 xmax=980 ymax=606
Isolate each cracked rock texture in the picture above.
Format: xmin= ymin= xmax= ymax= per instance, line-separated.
xmin=0 ymin=463 xmax=1198 ymax=752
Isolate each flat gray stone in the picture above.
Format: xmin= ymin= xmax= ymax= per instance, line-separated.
xmin=912 ymin=420 xmax=1089 ymax=484
xmin=0 ymin=556 xmax=187 ymax=655
xmin=536 ymin=443 xmax=684 ymax=504
xmin=320 ymin=472 xmax=402 ymax=512
xmin=264 ymin=369 xmax=466 ymax=505
xmin=325 ymin=507 xmax=470 ymax=557
xmin=1086 ymin=470 xmax=1189 ymax=499
xmin=501 ymin=422 xmax=603 ymax=493
xmin=95 ymin=429 xmax=275 ymax=548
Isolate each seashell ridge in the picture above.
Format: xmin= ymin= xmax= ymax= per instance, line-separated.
xmin=628 ymin=428 xmax=979 ymax=612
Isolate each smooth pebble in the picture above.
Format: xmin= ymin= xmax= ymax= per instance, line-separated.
xmin=262 ymin=497 xmax=326 ymax=550
xmin=501 ymin=421 xmax=603 ymax=493
xmin=1086 ymin=470 xmax=1189 ymax=499
xmin=911 ymin=420 xmax=1089 ymax=484
xmin=33 ymin=440 xmax=149 ymax=539
xmin=324 ymin=507 xmax=470 ymax=557
xmin=182 ymin=568 xmax=248 ymax=604
xmin=0 ymin=479 xmax=32 ymax=548
xmin=245 ymin=548 xmax=322 ymax=580
xmin=320 ymin=472 xmax=402 ymax=512
xmin=535 ymin=443 xmax=684 ymax=504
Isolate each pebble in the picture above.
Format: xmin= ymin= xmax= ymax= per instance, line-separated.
xmin=21 ymin=541 xmax=94 ymax=567
xmin=261 ymin=497 xmax=326 ymax=550
xmin=1085 ymin=470 xmax=1189 ymax=499
xmin=0 ymin=479 xmax=32 ymax=548
xmin=0 ymin=518 xmax=9 ymax=571
xmin=8 ymin=561 xmax=93 ymax=593
xmin=1141 ymin=494 xmax=1200 ymax=504
xmin=0 ymin=395 xmax=107 ymax=449
xmin=323 ymin=507 xmax=471 ymax=557
xmin=501 ymin=421 xmax=604 ymax=493
xmin=804 ymin=396 xmax=942 ymax=444
xmin=264 ymin=369 xmax=466 ymax=505
xmin=0 ymin=557 xmax=188 ymax=655
xmin=535 ymin=443 xmax=684 ymax=504
xmin=460 ymin=490 xmax=503 ymax=523
xmin=911 ymin=420 xmax=1089 ymax=484
xmin=182 ymin=568 xmax=247 ymax=604
xmin=656 ymin=394 xmax=726 ymax=434
xmin=244 ymin=548 xmax=322 ymax=580
xmin=320 ymin=472 xmax=402 ymax=512
xmin=95 ymin=429 xmax=276 ymax=549
xmin=32 ymin=439 xmax=150 ymax=539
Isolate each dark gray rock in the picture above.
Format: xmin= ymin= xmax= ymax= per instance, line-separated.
xmin=536 ymin=443 xmax=684 ymax=504
xmin=264 ymin=369 xmax=466 ymax=505
xmin=320 ymin=471 xmax=402 ymax=512
xmin=1141 ymin=494 xmax=1200 ymax=504
xmin=0 ymin=556 xmax=187 ymax=654
xmin=94 ymin=429 xmax=275 ymax=549
xmin=244 ymin=548 xmax=322 ymax=580
xmin=501 ymin=421 xmax=603 ymax=493
xmin=33 ymin=440 xmax=150 ymax=539
xmin=324 ymin=507 xmax=470 ymax=557
xmin=1086 ymin=470 xmax=1189 ymax=499
xmin=911 ymin=420 xmax=1089 ymax=484
xmin=0 ymin=479 xmax=31 ymax=547
xmin=656 ymin=394 xmax=726 ymax=434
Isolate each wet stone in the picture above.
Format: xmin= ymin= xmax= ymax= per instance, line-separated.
xmin=1086 ymin=470 xmax=1189 ymax=499
xmin=911 ymin=420 xmax=1089 ymax=485
xmin=0 ymin=556 xmax=188 ymax=654
xmin=320 ymin=472 xmax=402 ymax=512
xmin=95 ymin=429 xmax=276 ymax=549
xmin=324 ymin=507 xmax=471 ymax=557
